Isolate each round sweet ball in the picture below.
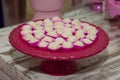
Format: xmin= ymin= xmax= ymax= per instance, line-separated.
xmin=20 ymin=30 xmax=32 ymax=35
xmin=44 ymin=26 xmax=53 ymax=32
xmin=52 ymin=16 xmax=62 ymax=22
xmin=44 ymin=18 xmax=54 ymax=26
xmin=61 ymin=31 xmax=72 ymax=38
xmin=62 ymin=41 xmax=73 ymax=49
xmin=55 ymin=29 xmax=64 ymax=34
xmin=87 ymin=29 xmax=98 ymax=35
xmin=35 ymin=21 xmax=43 ymax=26
xmin=48 ymin=42 xmax=61 ymax=50
xmin=42 ymin=36 xmax=53 ymax=43
xmin=34 ymin=26 xmax=43 ymax=30
xmin=38 ymin=41 xmax=49 ymax=48
xmin=67 ymin=36 xmax=77 ymax=43
xmin=65 ymin=24 xmax=72 ymax=28
xmin=81 ymin=39 xmax=92 ymax=44
xmin=22 ymin=34 xmax=34 ymax=41
xmin=54 ymin=22 xmax=64 ymax=26
xmin=64 ymin=27 xmax=74 ymax=32
xmin=54 ymin=22 xmax=64 ymax=30
xmin=63 ymin=18 xmax=71 ymax=23
xmin=46 ymin=31 xmax=57 ymax=37
xmin=28 ymin=21 xmax=36 ymax=27
xmin=34 ymin=33 xmax=44 ymax=40
xmin=86 ymin=34 xmax=96 ymax=41
xmin=74 ymin=25 xmax=81 ymax=29
xmin=75 ymin=30 xmax=85 ymax=39
xmin=32 ymin=29 xmax=45 ymax=34
xmin=28 ymin=37 xmax=38 ymax=43
xmin=55 ymin=37 xmax=65 ymax=44
xmin=44 ymin=18 xmax=50 ymax=22
xmin=72 ymin=19 xmax=81 ymax=25
xmin=22 ymin=25 xmax=32 ymax=30
xmin=73 ymin=41 xmax=84 ymax=47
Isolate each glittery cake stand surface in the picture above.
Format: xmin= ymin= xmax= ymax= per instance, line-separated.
xmin=9 ymin=21 xmax=109 ymax=76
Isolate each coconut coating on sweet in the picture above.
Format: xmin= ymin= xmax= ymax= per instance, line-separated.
xmin=48 ymin=42 xmax=61 ymax=50
xmin=42 ymin=36 xmax=53 ymax=43
xmin=62 ymin=42 xmax=73 ymax=49
xmin=63 ymin=18 xmax=71 ymax=23
xmin=46 ymin=31 xmax=57 ymax=37
xmin=81 ymin=39 xmax=92 ymax=44
xmin=73 ymin=41 xmax=84 ymax=47
xmin=38 ymin=41 xmax=49 ymax=48
xmin=28 ymin=37 xmax=38 ymax=43
xmin=21 ymin=30 xmax=32 ymax=35
xmin=55 ymin=37 xmax=65 ymax=44
xmin=52 ymin=16 xmax=62 ymax=22
xmin=35 ymin=21 xmax=43 ymax=26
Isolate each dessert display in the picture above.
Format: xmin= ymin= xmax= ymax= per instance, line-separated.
xmin=9 ymin=16 xmax=109 ymax=76
xmin=20 ymin=16 xmax=98 ymax=51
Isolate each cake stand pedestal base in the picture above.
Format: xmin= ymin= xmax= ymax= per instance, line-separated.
xmin=40 ymin=60 xmax=77 ymax=76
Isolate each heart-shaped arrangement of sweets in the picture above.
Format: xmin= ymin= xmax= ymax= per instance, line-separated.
xmin=20 ymin=16 xmax=98 ymax=51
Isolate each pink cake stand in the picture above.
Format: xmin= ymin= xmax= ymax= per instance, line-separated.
xmin=9 ymin=21 xmax=109 ymax=76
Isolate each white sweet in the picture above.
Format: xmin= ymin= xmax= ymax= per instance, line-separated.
xmin=28 ymin=21 xmax=36 ymax=27
xmin=81 ymin=39 xmax=92 ymax=44
xmin=28 ymin=37 xmax=38 ymax=43
xmin=38 ymin=41 xmax=49 ymax=47
xmin=56 ymin=29 xmax=64 ymax=34
xmin=76 ymin=33 xmax=85 ymax=39
xmin=62 ymin=42 xmax=73 ymax=48
xmin=83 ymin=26 xmax=91 ymax=31
xmin=73 ymin=41 xmax=84 ymax=47
xmin=64 ymin=27 xmax=74 ymax=32
xmin=22 ymin=25 xmax=32 ymax=30
xmin=63 ymin=18 xmax=71 ymax=23
xmin=22 ymin=34 xmax=34 ymax=41
xmin=65 ymin=24 xmax=72 ymax=28
xmin=35 ymin=21 xmax=43 ymax=26
xmin=34 ymin=26 xmax=43 ymax=30
xmin=52 ymin=16 xmax=62 ymax=21
xmin=75 ymin=30 xmax=85 ymax=39
xmin=33 ymin=29 xmax=44 ymax=34
xmin=55 ymin=37 xmax=65 ymax=44
xmin=48 ymin=42 xmax=61 ymax=50
xmin=44 ymin=19 xmax=54 ymax=26
xmin=47 ymin=31 xmax=57 ymax=37
xmin=76 ymin=29 xmax=84 ymax=34
xmin=34 ymin=33 xmax=44 ymax=40
xmin=86 ymin=34 xmax=96 ymax=40
xmin=54 ymin=22 xmax=64 ymax=27
xmin=90 ymin=26 xmax=97 ymax=30
xmin=44 ymin=18 xmax=51 ymax=23
xmin=54 ymin=22 xmax=64 ymax=34
xmin=44 ymin=26 xmax=53 ymax=32
xmin=72 ymin=19 xmax=81 ymax=26
xmin=74 ymin=25 xmax=81 ymax=29
xmin=67 ymin=36 xmax=77 ymax=43
xmin=62 ymin=31 xmax=72 ymax=38
xmin=87 ymin=29 xmax=98 ymax=35
xmin=42 ymin=36 xmax=53 ymax=42
xmin=83 ymin=25 xmax=94 ymax=31
xmin=54 ymin=25 xmax=64 ymax=30
xmin=21 ymin=30 xmax=32 ymax=35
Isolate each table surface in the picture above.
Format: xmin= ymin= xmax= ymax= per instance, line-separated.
xmin=0 ymin=7 xmax=120 ymax=80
